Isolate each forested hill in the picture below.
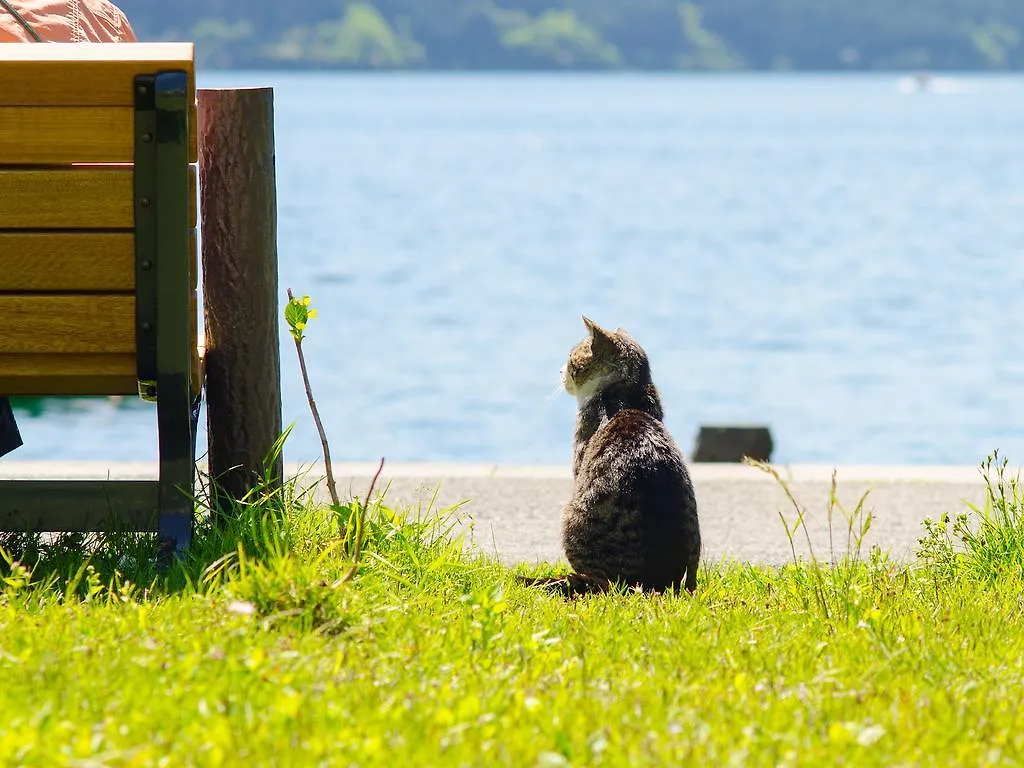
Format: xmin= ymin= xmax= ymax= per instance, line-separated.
xmin=116 ymin=0 xmax=1024 ymax=71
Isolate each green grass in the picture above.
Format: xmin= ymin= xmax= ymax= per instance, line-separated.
xmin=1 ymin=454 xmax=1024 ymax=766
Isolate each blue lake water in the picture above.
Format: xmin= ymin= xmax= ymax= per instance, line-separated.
xmin=9 ymin=73 xmax=1024 ymax=467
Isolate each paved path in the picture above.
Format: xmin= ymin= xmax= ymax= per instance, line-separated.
xmin=1 ymin=461 xmax=1000 ymax=566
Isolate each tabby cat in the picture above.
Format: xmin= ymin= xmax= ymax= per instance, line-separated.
xmin=526 ymin=317 xmax=701 ymax=596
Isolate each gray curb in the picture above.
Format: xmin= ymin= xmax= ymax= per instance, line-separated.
xmin=1 ymin=461 xmax=1005 ymax=567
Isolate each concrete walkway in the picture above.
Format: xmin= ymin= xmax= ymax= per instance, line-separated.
xmin=0 ymin=461 xmax=1000 ymax=566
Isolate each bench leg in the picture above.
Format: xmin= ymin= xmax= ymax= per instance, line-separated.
xmin=136 ymin=70 xmax=197 ymax=560
xmin=155 ymin=390 xmax=200 ymax=563
xmin=155 ymin=378 xmax=196 ymax=560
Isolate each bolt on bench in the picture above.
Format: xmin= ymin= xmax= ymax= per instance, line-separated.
xmin=0 ymin=43 xmax=203 ymax=556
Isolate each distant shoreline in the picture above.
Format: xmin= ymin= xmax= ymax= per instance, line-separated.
xmin=193 ymin=64 xmax=1023 ymax=74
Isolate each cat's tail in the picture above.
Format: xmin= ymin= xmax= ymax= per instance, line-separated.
xmin=517 ymin=572 xmax=612 ymax=598
xmin=684 ymin=554 xmax=699 ymax=594
xmin=519 ymin=571 xmax=698 ymax=598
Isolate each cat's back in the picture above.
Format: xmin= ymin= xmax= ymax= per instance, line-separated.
xmin=566 ymin=405 xmax=699 ymax=590
xmin=576 ymin=406 xmax=693 ymax=501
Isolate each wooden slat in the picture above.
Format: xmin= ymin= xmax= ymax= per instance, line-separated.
xmin=0 ymin=168 xmax=131 ymax=228
xmin=0 ymin=233 xmax=133 ymax=290
xmin=0 ymin=353 xmax=136 ymax=395
xmin=0 ymin=166 xmax=198 ymax=229
xmin=0 ymin=230 xmax=198 ymax=291
xmin=0 ymin=295 xmax=135 ymax=354
xmin=0 ymin=294 xmax=201 ymax=395
xmin=0 ymin=375 xmax=137 ymax=395
xmin=0 ymin=329 xmax=202 ymax=398
xmin=0 ymin=353 xmax=134 ymax=376
xmin=0 ymin=105 xmax=199 ymax=164
xmin=0 ymin=107 xmax=128 ymax=163
xmin=0 ymin=43 xmax=195 ymax=107
xmin=0 ymin=480 xmax=160 ymax=532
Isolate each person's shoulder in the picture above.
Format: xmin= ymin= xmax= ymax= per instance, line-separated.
xmin=0 ymin=0 xmax=137 ymax=42
xmin=82 ymin=0 xmax=138 ymax=42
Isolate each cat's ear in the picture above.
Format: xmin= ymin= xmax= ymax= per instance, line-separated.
xmin=582 ymin=315 xmax=616 ymax=349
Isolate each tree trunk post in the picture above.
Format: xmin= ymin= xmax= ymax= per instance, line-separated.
xmin=198 ymin=87 xmax=283 ymax=513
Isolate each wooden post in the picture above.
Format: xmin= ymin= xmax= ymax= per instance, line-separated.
xmin=198 ymin=88 xmax=283 ymax=511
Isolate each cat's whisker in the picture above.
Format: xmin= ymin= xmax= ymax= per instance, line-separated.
xmin=543 ymin=380 xmax=565 ymax=402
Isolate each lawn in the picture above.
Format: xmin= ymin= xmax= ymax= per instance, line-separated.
xmin=1 ymin=454 xmax=1023 ymax=767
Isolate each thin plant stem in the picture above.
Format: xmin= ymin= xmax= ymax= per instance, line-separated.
xmin=341 ymin=456 xmax=385 ymax=584
xmin=828 ymin=469 xmax=837 ymax=566
xmin=286 ymin=288 xmax=339 ymax=508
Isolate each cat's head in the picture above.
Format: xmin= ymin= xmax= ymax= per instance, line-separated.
xmin=562 ymin=316 xmax=652 ymax=403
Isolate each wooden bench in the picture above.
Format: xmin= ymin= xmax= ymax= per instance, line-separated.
xmin=0 ymin=43 xmax=203 ymax=556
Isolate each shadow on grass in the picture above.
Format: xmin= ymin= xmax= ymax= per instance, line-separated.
xmin=0 ymin=447 xmax=474 ymax=618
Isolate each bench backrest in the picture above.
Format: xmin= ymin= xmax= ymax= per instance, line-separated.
xmin=0 ymin=43 xmax=200 ymax=398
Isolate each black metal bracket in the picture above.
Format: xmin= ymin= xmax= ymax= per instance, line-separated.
xmin=134 ymin=71 xmax=196 ymax=558
xmin=133 ymin=76 xmax=159 ymax=402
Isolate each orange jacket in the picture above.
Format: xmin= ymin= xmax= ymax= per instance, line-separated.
xmin=0 ymin=0 xmax=136 ymax=42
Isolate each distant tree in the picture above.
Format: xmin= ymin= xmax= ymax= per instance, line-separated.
xmin=968 ymin=21 xmax=1021 ymax=69
xmin=114 ymin=0 xmax=1024 ymax=71
xmin=190 ymin=19 xmax=256 ymax=68
xmin=497 ymin=9 xmax=622 ymax=68
xmin=676 ymin=3 xmax=744 ymax=69
xmin=267 ymin=2 xmax=423 ymax=67
xmin=566 ymin=0 xmax=688 ymax=68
